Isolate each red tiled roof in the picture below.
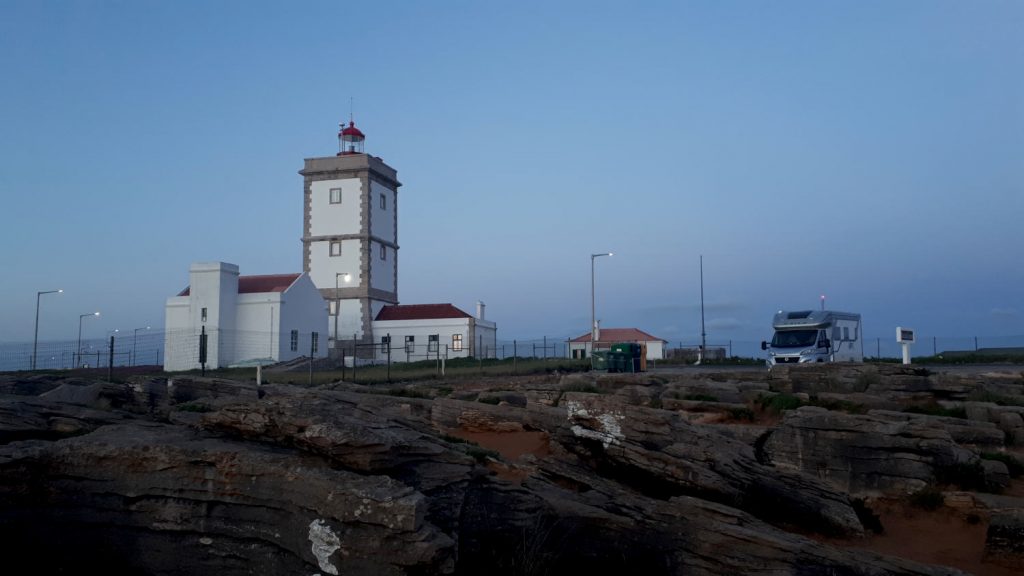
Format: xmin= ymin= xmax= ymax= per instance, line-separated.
xmin=177 ymin=274 xmax=301 ymax=297
xmin=375 ymin=303 xmax=472 ymax=321
xmin=570 ymin=328 xmax=666 ymax=343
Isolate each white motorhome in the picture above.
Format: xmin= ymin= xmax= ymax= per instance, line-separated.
xmin=761 ymin=310 xmax=863 ymax=366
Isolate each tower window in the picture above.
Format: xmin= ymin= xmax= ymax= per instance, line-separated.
xmin=290 ymin=330 xmax=298 ymax=352
xmin=329 ymin=188 xmax=342 ymax=204
xmin=330 ymin=241 xmax=342 ymax=257
xmin=380 ymin=245 xmax=386 ymax=260
xmin=380 ymin=193 xmax=386 ymax=210
xmin=201 ymin=307 xmax=207 ymax=322
xmin=311 ymin=332 xmax=319 ymax=354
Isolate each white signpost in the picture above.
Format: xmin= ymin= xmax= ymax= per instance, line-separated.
xmin=896 ymin=327 xmax=916 ymax=365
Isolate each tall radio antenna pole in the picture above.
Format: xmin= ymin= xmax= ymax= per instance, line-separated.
xmin=700 ymin=255 xmax=707 ymax=354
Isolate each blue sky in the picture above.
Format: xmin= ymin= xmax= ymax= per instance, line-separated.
xmin=1 ymin=1 xmax=1021 ymax=349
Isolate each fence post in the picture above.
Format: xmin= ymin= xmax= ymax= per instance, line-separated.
xmin=387 ymin=332 xmax=391 ymax=383
xmin=544 ymin=336 xmax=547 ymax=360
xmin=199 ymin=326 xmax=207 ymax=376
xmin=514 ymin=340 xmax=517 ymax=373
xmin=933 ymin=336 xmax=937 ymax=356
xmin=352 ymin=333 xmax=358 ymax=384
xmin=108 ymin=335 xmax=114 ymax=381
xmin=975 ymin=336 xmax=978 ymax=352
xmin=309 ymin=334 xmax=314 ymax=386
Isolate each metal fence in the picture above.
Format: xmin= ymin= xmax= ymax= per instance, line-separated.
xmin=667 ymin=334 xmax=1024 ymax=362
xmin=0 ymin=331 xmax=166 ymax=372
xmin=3 ymin=331 xmax=1023 ymax=375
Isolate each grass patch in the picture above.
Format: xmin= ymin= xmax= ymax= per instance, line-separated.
xmin=756 ymin=393 xmax=803 ymax=414
xmin=909 ymin=487 xmax=945 ymax=511
xmin=684 ymin=393 xmax=719 ymax=402
xmin=981 ymin=452 xmax=1024 ymax=478
xmin=902 ymin=402 xmax=967 ymax=419
xmin=367 ymin=387 xmax=432 ymax=399
xmin=175 ymin=402 xmax=213 ymax=413
xmin=807 ymin=397 xmax=868 ymax=414
xmin=466 ymin=445 xmax=501 ymax=463
xmin=728 ymin=406 xmax=756 ymax=421
xmin=853 ymin=372 xmax=881 ymax=390
xmin=966 ymin=390 xmax=1024 ymax=407
xmin=440 ymin=433 xmax=471 ymax=445
xmin=561 ymin=382 xmax=600 ymax=394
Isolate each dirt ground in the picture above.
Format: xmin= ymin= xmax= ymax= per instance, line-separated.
xmin=452 ymin=425 xmax=1022 ymax=575
xmin=820 ymin=493 xmax=1021 ymax=576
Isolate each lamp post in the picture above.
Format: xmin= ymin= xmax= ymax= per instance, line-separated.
xmin=33 ymin=289 xmax=63 ymax=370
xmin=590 ymin=252 xmax=613 ymax=353
xmin=334 ymin=272 xmax=350 ymax=348
xmin=132 ymin=326 xmax=151 ymax=367
xmin=77 ymin=312 xmax=100 ymax=367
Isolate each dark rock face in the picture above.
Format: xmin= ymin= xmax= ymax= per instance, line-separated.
xmin=985 ymin=509 xmax=1024 ymax=569
xmin=0 ymin=371 xmax=977 ymax=575
xmin=763 ymin=406 xmax=1008 ymax=496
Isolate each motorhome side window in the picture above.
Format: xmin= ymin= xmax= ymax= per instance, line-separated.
xmin=832 ymin=327 xmax=841 ymax=341
xmin=843 ymin=327 xmax=850 ymax=340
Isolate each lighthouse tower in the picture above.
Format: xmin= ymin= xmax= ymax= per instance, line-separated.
xmin=300 ymin=119 xmax=401 ymax=354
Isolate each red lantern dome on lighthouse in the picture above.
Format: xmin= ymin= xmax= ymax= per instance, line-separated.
xmin=338 ymin=119 xmax=365 ymax=156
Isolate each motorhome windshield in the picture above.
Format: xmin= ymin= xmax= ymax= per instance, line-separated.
xmin=771 ymin=330 xmax=818 ymax=348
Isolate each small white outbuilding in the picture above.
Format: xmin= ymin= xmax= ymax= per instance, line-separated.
xmin=164 ymin=262 xmax=328 ymax=371
xmin=370 ymin=302 xmax=497 ymax=362
xmin=568 ymin=327 xmax=667 ymax=361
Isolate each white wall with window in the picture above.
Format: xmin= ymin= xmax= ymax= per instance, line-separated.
xmin=369 ymin=180 xmax=395 ymax=242
xmin=371 ymin=303 xmax=497 ymax=362
xmin=370 ymin=240 xmax=396 ymax=292
xmin=331 ymin=298 xmax=366 ymax=341
xmin=310 ymin=178 xmax=361 ymax=236
xmin=164 ymin=262 xmax=328 ymax=371
xmin=309 ymin=239 xmax=362 ymax=290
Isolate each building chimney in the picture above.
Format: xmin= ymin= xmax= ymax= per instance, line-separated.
xmin=476 ymin=301 xmax=485 ymax=320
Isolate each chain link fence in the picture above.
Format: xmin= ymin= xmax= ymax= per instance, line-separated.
xmin=3 ymin=331 xmax=1023 ymax=375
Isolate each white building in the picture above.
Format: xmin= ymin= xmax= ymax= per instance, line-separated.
xmin=164 ymin=262 xmax=328 ymax=371
xmin=568 ymin=328 xmax=666 ymax=361
xmin=300 ymin=120 xmax=498 ymax=362
xmin=371 ymin=302 xmax=497 ymax=362
xmin=300 ymin=120 xmax=401 ymax=355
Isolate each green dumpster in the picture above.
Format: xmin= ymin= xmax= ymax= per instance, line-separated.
xmin=606 ymin=351 xmax=622 ymax=373
xmin=591 ymin=351 xmax=609 ymax=371
xmin=610 ymin=343 xmax=641 ymax=372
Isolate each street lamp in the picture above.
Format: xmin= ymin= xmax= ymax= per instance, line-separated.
xmin=32 ymin=289 xmax=63 ymax=370
xmin=334 ymin=272 xmax=351 ymax=347
xmin=590 ymin=252 xmax=613 ymax=353
xmin=132 ymin=326 xmax=151 ymax=367
xmin=77 ymin=312 xmax=100 ymax=367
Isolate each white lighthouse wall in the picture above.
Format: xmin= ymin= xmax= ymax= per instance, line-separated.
xmin=309 ymin=239 xmax=363 ymax=292
xmin=370 ymin=180 xmax=395 ymax=242
xmin=310 ymin=178 xmax=361 ymax=236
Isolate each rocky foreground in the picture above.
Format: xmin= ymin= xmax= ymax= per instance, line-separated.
xmin=1 ymin=364 xmax=1023 ymax=575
